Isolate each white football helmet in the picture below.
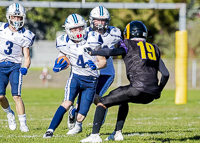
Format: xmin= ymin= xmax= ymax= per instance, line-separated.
xmin=6 ymin=3 xmax=26 ymax=30
xmin=89 ymin=6 xmax=111 ymax=33
xmin=63 ymin=14 xmax=87 ymax=41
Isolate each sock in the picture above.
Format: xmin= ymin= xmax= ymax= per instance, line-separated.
xmin=48 ymin=105 xmax=66 ymax=131
xmin=92 ymin=106 xmax=106 ymax=134
xmin=2 ymin=106 xmax=12 ymax=114
xmin=115 ymin=103 xmax=129 ymax=131
xmin=18 ymin=114 xmax=27 ymax=126
xmin=71 ymin=108 xmax=77 ymax=117
xmin=75 ymin=121 xmax=82 ymax=127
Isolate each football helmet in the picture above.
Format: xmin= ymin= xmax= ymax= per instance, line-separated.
xmin=63 ymin=14 xmax=87 ymax=41
xmin=6 ymin=3 xmax=26 ymax=30
xmin=123 ymin=21 xmax=148 ymax=40
xmin=89 ymin=6 xmax=111 ymax=33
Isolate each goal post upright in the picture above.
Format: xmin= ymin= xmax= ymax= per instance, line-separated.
xmin=0 ymin=2 xmax=187 ymax=104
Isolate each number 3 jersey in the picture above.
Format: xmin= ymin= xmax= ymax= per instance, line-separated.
xmin=122 ymin=39 xmax=161 ymax=95
xmin=56 ymin=31 xmax=103 ymax=77
xmin=0 ymin=23 xmax=35 ymax=63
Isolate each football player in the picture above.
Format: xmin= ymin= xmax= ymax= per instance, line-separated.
xmin=0 ymin=3 xmax=35 ymax=132
xmin=80 ymin=21 xmax=169 ymax=142
xmin=43 ymin=13 xmax=107 ymax=138
xmin=67 ymin=6 xmax=122 ymax=133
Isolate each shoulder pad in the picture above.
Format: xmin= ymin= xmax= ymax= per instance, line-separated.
xmin=22 ymin=29 xmax=35 ymax=47
xmin=108 ymin=26 xmax=121 ymax=36
xmin=0 ymin=22 xmax=8 ymax=30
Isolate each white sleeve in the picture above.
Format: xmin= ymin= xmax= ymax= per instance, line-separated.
xmin=22 ymin=30 xmax=35 ymax=47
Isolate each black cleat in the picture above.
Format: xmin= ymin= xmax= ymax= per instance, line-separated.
xmin=43 ymin=131 xmax=53 ymax=138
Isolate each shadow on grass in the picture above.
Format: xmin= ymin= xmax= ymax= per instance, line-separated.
xmin=101 ymin=130 xmax=200 ymax=142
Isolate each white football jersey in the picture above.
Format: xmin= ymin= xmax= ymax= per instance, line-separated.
xmin=0 ymin=22 xmax=35 ymax=63
xmin=87 ymin=26 xmax=121 ymax=75
xmin=56 ymin=31 xmax=103 ymax=77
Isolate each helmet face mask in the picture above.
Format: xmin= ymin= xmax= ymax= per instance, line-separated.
xmin=89 ymin=6 xmax=110 ymax=33
xmin=6 ymin=3 xmax=26 ymax=30
xmin=64 ymin=14 xmax=87 ymax=42
xmin=124 ymin=21 xmax=148 ymax=41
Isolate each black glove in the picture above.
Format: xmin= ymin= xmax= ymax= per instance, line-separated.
xmin=84 ymin=47 xmax=93 ymax=55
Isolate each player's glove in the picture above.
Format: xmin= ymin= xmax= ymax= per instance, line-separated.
xmin=84 ymin=47 xmax=93 ymax=55
xmin=19 ymin=67 xmax=28 ymax=75
xmin=85 ymin=60 xmax=98 ymax=70
xmin=118 ymin=39 xmax=127 ymax=49
xmin=53 ymin=58 xmax=67 ymax=73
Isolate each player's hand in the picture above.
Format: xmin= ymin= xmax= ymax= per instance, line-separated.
xmin=84 ymin=47 xmax=92 ymax=55
xmin=53 ymin=58 xmax=67 ymax=73
xmin=19 ymin=67 xmax=28 ymax=75
xmin=85 ymin=60 xmax=97 ymax=70
xmin=118 ymin=39 xmax=126 ymax=49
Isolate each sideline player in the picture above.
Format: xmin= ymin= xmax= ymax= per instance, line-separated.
xmin=43 ymin=13 xmax=107 ymax=138
xmin=0 ymin=3 xmax=35 ymax=132
xmin=80 ymin=21 xmax=169 ymax=142
xmin=67 ymin=6 xmax=122 ymax=133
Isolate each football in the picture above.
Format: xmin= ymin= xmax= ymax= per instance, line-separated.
xmin=57 ymin=56 xmax=70 ymax=70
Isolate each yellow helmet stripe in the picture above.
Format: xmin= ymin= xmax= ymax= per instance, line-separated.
xmin=126 ymin=23 xmax=130 ymax=39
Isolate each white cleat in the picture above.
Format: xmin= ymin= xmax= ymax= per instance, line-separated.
xmin=104 ymin=130 xmax=123 ymax=141
xmin=20 ymin=124 xmax=29 ymax=132
xmin=7 ymin=110 xmax=16 ymax=130
xmin=80 ymin=134 xmax=102 ymax=143
xmin=67 ymin=105 xmax=76 ymax=129
xmin=66 ymin=124 xmax=82 ymax=135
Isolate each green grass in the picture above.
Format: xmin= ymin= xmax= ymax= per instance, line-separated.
xmin=0 ymin=89 xmax=200 ymax=143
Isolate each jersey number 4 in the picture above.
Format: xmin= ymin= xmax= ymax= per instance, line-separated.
xmin=137 ymin=41 xmax=157 ymax=61
xmin=4 ymin=41 xmax=13 ymax=55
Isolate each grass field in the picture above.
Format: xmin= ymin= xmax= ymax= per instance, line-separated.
xmin=0 ymin=88 xmax=200 ymax=143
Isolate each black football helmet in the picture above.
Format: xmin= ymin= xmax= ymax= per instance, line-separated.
xmin=123 ymin=21 xmax=148 ymax=40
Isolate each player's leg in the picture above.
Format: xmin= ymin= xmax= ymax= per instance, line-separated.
xmin=43 ymin=74 xmax=80 ymax=138
xmin=105 ymin=87 xmax=155 ymax=141
xmin=9 ymin=64 xmax=29 ymax=132
xmin=67 ymin=75 xmax=97 ymax=135
xmin=67 ymin=95 xmax=79 ymax=129
xmin=81 ymin=84 xmax=132 ymax=142
xmin=0 ymin=62 xmax=16 ymax=130
xmin=105 ymin=103 xmax=129 ymax=141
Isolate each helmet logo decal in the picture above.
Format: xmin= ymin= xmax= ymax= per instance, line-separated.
xmin=72 ymin=14 xmax=78 ymax=23
xmin=99 ymin=6 xmax=103 ymax=16
xmin=15 ymin=3 xmax=20 ymax=15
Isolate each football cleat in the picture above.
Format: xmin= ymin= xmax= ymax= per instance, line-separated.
xmin=104 ymin=130 xmax=123 ymax=141
xmin=66 ymin=124 xmax=82 ymax=135
xmin=43 ymin=131 xmax=53 ymax=138
xmin=7 ymin=110 xmax=17 ymax=130
xmin=80 ymin=134 xmax=102 ymax=143
xmin=67 ymin=105 xmax=76 ymax=129
xmin=20 ymin=124 xmax=29 ymax=132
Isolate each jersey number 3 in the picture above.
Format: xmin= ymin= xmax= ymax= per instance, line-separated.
xmin=4 ymin=41 xmax=13 ymax=55
xmin=137 ymin=41 xmax=157 ymax=61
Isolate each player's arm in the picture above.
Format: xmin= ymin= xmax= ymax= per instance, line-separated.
xmin=158 ymin=59 xmax=170 ymax=92
xmin=96 ymin=56 xmax=107 ymax=69
xmin=89 ymin=39 xmax=127 ymax=57
xmin=91 ymin=47 xmax=126 ymax=57
xmin=19 ymin=47 xmax=31 ymax=75
xmin=23 ymin=47 xmax=31 ymax=68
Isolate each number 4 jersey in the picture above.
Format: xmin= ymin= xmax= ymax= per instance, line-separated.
xmin=123 ymin=39 xmax=161 ymax=95
xmin=0 ymin=22 xmax=35 ymax=63
xmin=56 ymin=31 xmax=103 ymax=77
